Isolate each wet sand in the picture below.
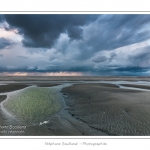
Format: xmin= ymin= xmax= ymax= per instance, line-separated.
xmin=23 ymin=83 xmax=150 ymax=136
xmin=0 ymin=96 xmax=7 ymax=126
xmin=0 ymin=96 xmax=7 ymax=103
xmin=61 ymin=83 xmax=150 ymax=135
xmin=120 ymin=84 xmax=150 ymax=90
xmin=36 ymin=83 xmax=61 ymax=87
xmin=0 ymin=83 xmax=107 ymax=136
xmin=0 ymin=83 xmax=62 ymax=136
xmin=1 ymin=79 xmax=150 ymax=135
xmin=0 ymin=83 xmax=61 ymax=93
xmin=0 ymin=84 xmax=30 ymax=93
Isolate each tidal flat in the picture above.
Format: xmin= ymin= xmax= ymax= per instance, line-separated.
xmin=1 ymin=76 xmax=150 ymax=136
xmin=2 ymin=87 xmax=62 ymax=125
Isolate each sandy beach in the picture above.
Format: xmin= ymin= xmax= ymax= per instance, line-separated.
xmin=61 ymin=83 xmax=150 ymax=135
xmin=0 ymin=95 xmax=7 ymax=126
xmin=1 ymin=77 xmax=150 ymax=136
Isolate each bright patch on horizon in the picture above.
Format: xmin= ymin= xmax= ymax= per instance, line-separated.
xmin=0 ymin=72 xmax=83 ymax=76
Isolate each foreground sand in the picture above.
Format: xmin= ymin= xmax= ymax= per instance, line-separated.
xmin=0 ymin=96 xmax=7 ymax=126
xmin=61 ymin=83 xmax=150 ymax=135
xmin=24 ymin=83 xmax=150 ymax=136
xmin=1 ymin=79 xmax=150 ymax=136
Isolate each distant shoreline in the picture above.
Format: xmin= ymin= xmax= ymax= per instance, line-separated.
xmin=1 ymin=76 xmax=150 ymax=82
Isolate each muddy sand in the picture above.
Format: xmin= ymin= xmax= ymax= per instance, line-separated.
xmin=0 ymin=95 xmax=7 ymax=125
xmin=0 ymin=84 xmax=30 ymax=93
xmin=1 ymin=81 xmax=150 ymax=135
xmin=120 ymin=84 xmax=150 ymax=90
xmin=61 ymin=83 xmax=150 ymax=135
xmin=0 ymin=83 xmax=61 ymax=93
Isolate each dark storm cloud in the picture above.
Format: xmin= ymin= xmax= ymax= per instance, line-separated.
xmin=92 ymin=55 xmax=107 ymax=63
xmin=128 ymin=46 xmax=150 ymax=68
xmin=0 ymin=38 xmax=14 ymax=49
xmin=92 ymin=52 xmax=117 ymax=63
xmin=109 ymin=52 xmax=117 ymax=61
xmin=51 ymin=14 xmax=150 ymax=62
xmin=1 ymin=14 xmax=150 ymax=76
xmin=0 ymin=15 xmax=4 ymax=22
xmin=0 ymin=63 xmax=93 ymax=73
xmin=114 ymin=66 xmax=149 ymax=74
xmin=80 ymin=14 xmax=150 ymax=59
xmin=3 ymin=14 xmax=150 ymax=59
xmin=92 ymin=46 xmax=150 ymax=75
xmin=67 ymin=26 xmax=83 ymax=40
xmin=3 ymin=14 xmax=99 ymax=48
xmin=66 ymin=65 xmax=94 ymax=72
xmin=0 ymin=66 xmax=23 ymax=72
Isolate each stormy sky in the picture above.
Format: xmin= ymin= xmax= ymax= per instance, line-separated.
xmin=0 ymin=14 xmax=150 ymax=76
